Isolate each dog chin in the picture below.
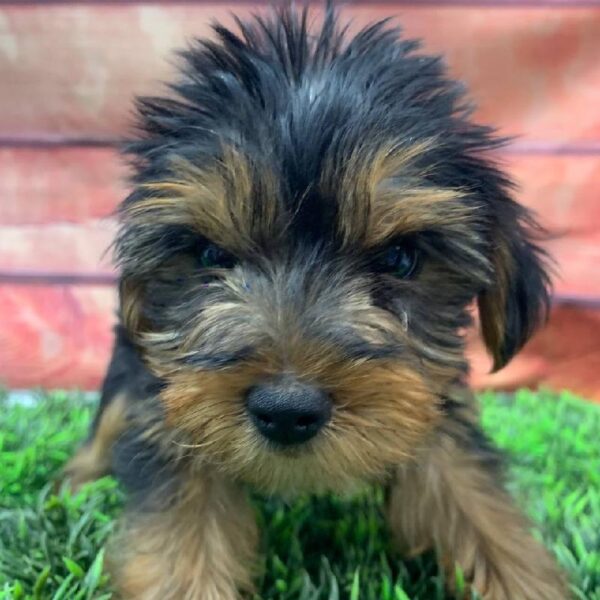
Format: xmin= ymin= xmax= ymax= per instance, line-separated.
xmin=225 ymin=443 xmax=378 ymax=497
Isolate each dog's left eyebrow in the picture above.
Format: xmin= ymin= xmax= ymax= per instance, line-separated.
xmin=365 ymin=185 xmax=471 ymax=246
xmin=323 ymin=142 xmax=474 ymax=247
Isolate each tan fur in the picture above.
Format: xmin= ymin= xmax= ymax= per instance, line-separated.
xmin=62 ymin=394 xmax=128 ymax=491
xmin=387 ymin=395 xmax=567 ymax=600
xmin=320 ymin=141 xmax=470 ymax=247
xmin=124 ymin=148 xmax=283 ymax=255
xmin=110 ymin=469 xmax=258 ymax=600
xmin=367 ymin=186 xmax=471 ymax=246
xmin=160 ymin=349 xmax=442 ymax=495
xmin=120 ymin=278 xmax=147 ymax=335
xmin=477 ymin=236 xmax=513 ymax=371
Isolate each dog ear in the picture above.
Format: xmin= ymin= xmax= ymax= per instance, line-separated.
xmin=477 ymin=205 xmax=552 ymax=371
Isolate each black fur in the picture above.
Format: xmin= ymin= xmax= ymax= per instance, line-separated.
xmin=89 ymin=325 xmax=162 ymax=440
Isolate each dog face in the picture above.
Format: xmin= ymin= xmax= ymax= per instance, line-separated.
xmin=116 ymin=8 xmax=550 ymax=494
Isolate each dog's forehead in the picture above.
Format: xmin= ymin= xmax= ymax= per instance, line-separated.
xmin=155 ymin=135 xmax=470 ymax=254
xmin=123 ymin=11 xmax=510 ymax=265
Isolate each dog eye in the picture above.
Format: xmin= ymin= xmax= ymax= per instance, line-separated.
xmin=377 ymin=243 xmax=420 ymax=278
xmin=199 ymin=243 xmax=237 ymax=269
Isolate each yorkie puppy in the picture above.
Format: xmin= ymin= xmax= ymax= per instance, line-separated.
xmin=65 ymin=5 xmax=567 ymax=599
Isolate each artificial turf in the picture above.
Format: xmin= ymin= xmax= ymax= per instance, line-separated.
xmin=0 ymin=389 xmax=598 ymax=599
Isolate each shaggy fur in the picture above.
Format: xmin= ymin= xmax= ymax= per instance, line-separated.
xmin=109 ymin=472 xmax=258 ymax=600
xmin=66 ymin=5 xmax=567 ymax=598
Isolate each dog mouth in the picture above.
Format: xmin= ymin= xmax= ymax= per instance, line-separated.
xmin=257 ymin=436 xmax=321 ymax=458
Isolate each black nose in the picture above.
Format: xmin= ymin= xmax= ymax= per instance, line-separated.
xmin=246 ymin=379 xmax=332 ymax=446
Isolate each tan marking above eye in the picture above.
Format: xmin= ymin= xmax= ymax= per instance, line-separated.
xmin=127 ymin=147 xmax=284 ymax=255
xmin=124 ymin=139 xmax=472 ymax=268
xmin=319 ymin=140 xmax=470 ymax=247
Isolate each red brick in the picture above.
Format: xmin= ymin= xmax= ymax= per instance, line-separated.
xmin=471 ymin=306 xmax=600 ymax=402
xmin=0 ymin=148 xmax=126 ymax=225
xmin=0 ymin=285 xmax=116 ymax=389
xmin=0 ymin=221 xmax=116 ymax=271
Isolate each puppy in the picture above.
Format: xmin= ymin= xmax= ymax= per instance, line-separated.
xmin=65 ymin=6 xmax=567 ymax=599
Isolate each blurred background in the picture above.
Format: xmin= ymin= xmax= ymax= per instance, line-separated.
xmin=0 ymin=0 xmax=599 ymax=399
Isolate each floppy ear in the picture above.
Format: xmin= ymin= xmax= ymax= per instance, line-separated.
xmin=477 ymin=206 xmax=552 ymax=371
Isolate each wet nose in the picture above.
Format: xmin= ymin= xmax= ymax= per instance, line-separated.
xmin=246 ymin=379 xmax=332 ymax=446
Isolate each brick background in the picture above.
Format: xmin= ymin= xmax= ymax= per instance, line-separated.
xmin=1 ymin=2 xmax=599 ymax=398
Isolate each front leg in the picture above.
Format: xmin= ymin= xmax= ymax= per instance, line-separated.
xmin=109 ymin=438 xmax=258 ymax=600
xmin=386 ymin=409 xmax=567 ymax=600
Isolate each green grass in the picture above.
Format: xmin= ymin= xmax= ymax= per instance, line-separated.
xmin=0 ymin=389 xmax=599 ymax=599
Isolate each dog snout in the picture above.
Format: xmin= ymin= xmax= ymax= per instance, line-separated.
xmin=246 ymin=378 xmax=332 ymax=446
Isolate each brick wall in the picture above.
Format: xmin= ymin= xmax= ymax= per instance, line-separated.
xmin=1 ymin=1 xmax=599 ymax=398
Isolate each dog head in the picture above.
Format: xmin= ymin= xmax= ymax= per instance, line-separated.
xmin=116 ymin=7 xmax=550 ymax=494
